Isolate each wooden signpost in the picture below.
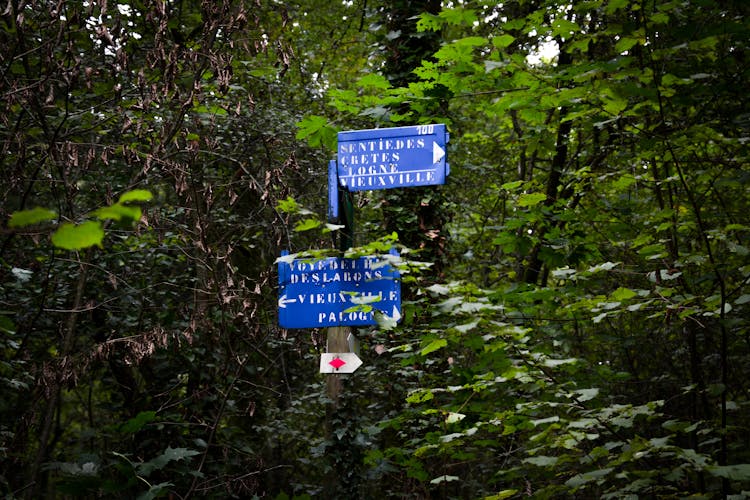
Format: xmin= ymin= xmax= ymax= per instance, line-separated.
xmin=278 ymin=124 xmax=448 ymax=401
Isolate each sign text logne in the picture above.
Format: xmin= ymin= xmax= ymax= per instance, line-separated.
xmin=337 ymin=124 xmax=448 ymax=191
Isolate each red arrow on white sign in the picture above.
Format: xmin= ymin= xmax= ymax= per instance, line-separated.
xmin=320 ymin=352 xmax=363 ymax=374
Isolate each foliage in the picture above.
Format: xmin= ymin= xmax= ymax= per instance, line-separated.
xmin=1 ymin=0 xmax=749 ymax=498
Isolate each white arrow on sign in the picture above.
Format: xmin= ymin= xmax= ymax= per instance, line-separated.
xmin=278 ymin=294 xmax=297 ymax=308
xmin=320 ymin=352 xmax=363 ymax=374
xmin=390 ymin=305 xmax=402 ymax=322
xmin=433 ymin=142 xmax=445 ymax=164
xmin=374 ymin=305 xmax=402 ymax=330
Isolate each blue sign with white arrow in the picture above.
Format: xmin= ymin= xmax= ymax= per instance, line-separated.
xmin=337 ymin=124 xmax=449 ymax=191
xmin=278 ymin=250 xmax=401 ymax=329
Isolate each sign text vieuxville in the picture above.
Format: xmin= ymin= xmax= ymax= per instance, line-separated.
xmin=337 ymin=124 xmax=448 ymax=191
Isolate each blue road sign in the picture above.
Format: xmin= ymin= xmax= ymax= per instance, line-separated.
xmin=278 ymin=250 xmax=401 ymax=329
xmin=337 ymin=124 xmax=449 ymax=191
xmin=328 ymin=160 xmax=338 ymax=221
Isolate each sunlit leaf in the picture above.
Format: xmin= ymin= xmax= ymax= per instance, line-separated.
xmin=439 ymin=6 xmax=477 ymax=25
xmin=296 ymin=115 xmax=338 ymax=150
xmin=483 ymin=490 xmax=518 ymax=500
xmin=552 ymin=18 xmax=580 ymax=37
xmin=294 ymin=218 xmax=321 ymax=232
xmin=445 ymin=412 xmax=465 ymax=424
xmin=531 ymin=416 xmax=559 ymax=427
xmin=276 ymin=196 xmax=299 ymax=214
xmin=11 ymin=267 xmax=33 ymax=282
xmin=611 ymin=287 xmax=637 ymax=301
xmin=543 ymin=357 xmax=578 ymax=367
xmin=358 ymin=73 xmax=391 ymax=90
xmin=51 ymin=221 xmax=104 ymax=250
xmin=574 ymin=388 xmax=600 ymax=402
xmin=421 ymin=338 xmax=447 ymax=356
xmin=8 ymin=207 xmax=56 ymax=228
xmin=406 ymin=389 xmax=434 ymax=404
xmin=492 ymin=34 xmax=515 ymax=49
xmin=588 ymin=261 xmax=619 ymax=273
xmin=324 ymin=223 xmax=346 ymax=233
xmin=430 ymin=474 xmax=459 ymax=485
xmin=118 ymin=189 xmax=153 ymax=203
xmin=93 ymin=203 xmax=141 ymax=222
xmin=615 ymin=37 xmax=639 ymax=53
xmin=517 ymin=192 xmax=546 ymax=207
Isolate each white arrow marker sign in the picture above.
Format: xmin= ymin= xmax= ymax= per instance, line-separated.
xmin=433 ymin=142 xmax=445 ymax=164
xmin=278 ymin=294 xmax=297 ymax=308
xmin=320 ymin=352 xmax=363 ymax=374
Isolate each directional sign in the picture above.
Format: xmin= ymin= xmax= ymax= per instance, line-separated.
xmin=320 ymin=353 xmax=363 ymax=374
xmin=327 ymin=159 xmax=339 ymax=221
xmin=337 ymin=124 xmax=449 ymax=191
xmin=278 ymin=250 xmax=401 ymax=329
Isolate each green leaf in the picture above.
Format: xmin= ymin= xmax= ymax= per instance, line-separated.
xmin=605 ymin=0 xmax=628 ymax=14
xmin=93 ymin=203 xmax=141 ymax=222
xmin=483 ymin=491 xmax=518 ymax=500
xmin=276 ymin=196 xmax=299 ymax=214
xmin=421 ymin=338 xmax=447 ymax=356
xmin=567 ymin=37 xmax=591 ymax=53
xmin=137 ymin=447 xmax=199 ymax=477
xmin=492 ymin=34 xmax=515 ymax=49
xmin=445 ymin=412 xmax=465 ymax=424
xmin=119 ymin=411 xmax=157 ymax=434
xmin=575 ymin=388 xmax=600 ymax=402
xmin=612 ymin=174 xmax=636 ymax=190
xmin=552 ymin=18 xmax=580 ymax=37
xmin=296 ymin=115 xmax=338 ymax=150
xmin=439 ymin=6 xmax=477 ymax=26
xmin=543 ymin=357 xmax=578 ymax=367
xmin=649 ymin=12 xmax=669 ymax=24
xmin=358 ymin=73 xmax=391 ymax=90
xmin=8 ymin=207 xmax=57 ymax=228
xmin=615 ymin=37 xmax=639 ymax=53
xmin=294 ymin=218 xmax=321 ymax=232
xmin=707 ymin=464 xmax=750 ymax=481
xmin=416 ymin=12 xmax=443 ymax=32
xmin=0 ymin=315 xmax=16 ymax=334
xmin=118 ymin=189 xmax=153 ymax=203
xmin=523 ymin=455 xmax=559 ymax=467
xmin=323 ymin=223 xmax=346 ymax=233
xmin=603 ymin=94 xmax=627 ymax=115
xmin=453 ymin=36 xmax=487 ymax=48
xmin=565 ymin=467 xmax=613 ymax=487
xmin=611 ymin=287 xmax=637 ymax=301
xmin=517 ymin=192 xmax=546 ymax=207
xmin=296 ymin=115 xmax=327 ymax=140
xmin=136 ymin=482 xmax=174 ymax=500
xmin=587 ymin=261 xmax=619 ymax=273
xmin=531 ymin=416 xmax=559 ymax=426
xmin=51 ymin=221 xmax=105 ymax=250
xmin=501 ymin=180 xmax=524 ymax=190
xmin=406 ymin=389 xmax=434 ymax=404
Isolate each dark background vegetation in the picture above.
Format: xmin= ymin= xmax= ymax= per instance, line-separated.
xmin=2 ymin=0 xmax=749 ymax=497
